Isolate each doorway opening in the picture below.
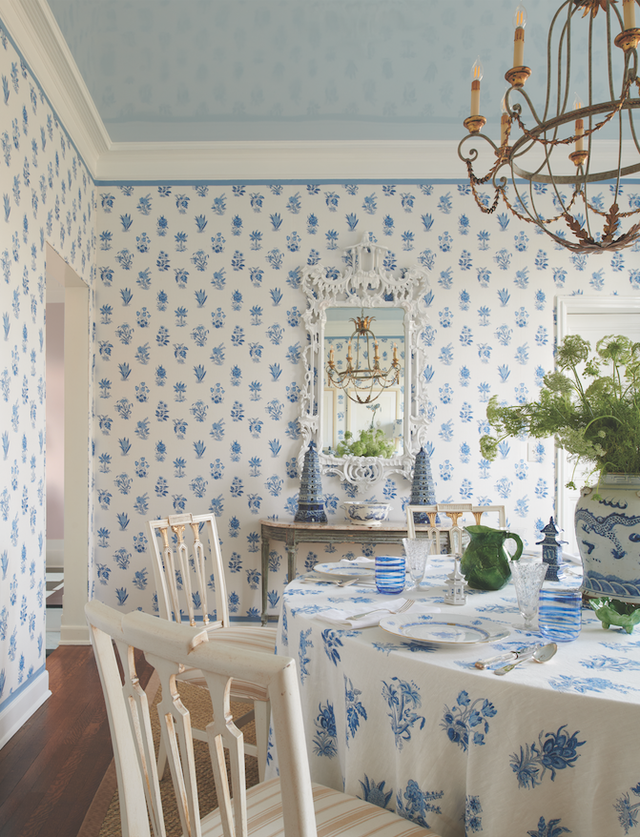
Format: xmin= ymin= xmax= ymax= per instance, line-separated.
xmin=45 ymin=244 xmax=90 ymax=646
xmin=556 ymin=296 xmax=640 ymax=555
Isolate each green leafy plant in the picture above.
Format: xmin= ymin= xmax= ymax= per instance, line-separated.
xmin=335 ymin=427 xmax=396 ymax=458
xmin=480 ymin=334 xmax=640 ymax=490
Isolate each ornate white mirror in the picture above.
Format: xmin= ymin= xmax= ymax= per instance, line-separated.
xmin=299 ymin=233 xmax=430 ymax=490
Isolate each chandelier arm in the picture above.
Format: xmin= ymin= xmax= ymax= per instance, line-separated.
xmin=626 ymin=105 xmax=640 ymax=158
xmin=502 ymin=174 xmax=579 ymax=227
xmin=604 ymin=2 xmax=616 ymax=104
xmin=613 ymin=108 xmax=624 ymax=202
xmin=457 ymin=131 xmax=502 ymax=169
xmin=468 ymin=164 xmax=502 ymax=215
xmin=512 ymin=87 xmax=632 ymax=151
xmin=511 ymin=155 xmax=640 ymax=186
xmin=544 ymin=1 xmax=573 ymax=125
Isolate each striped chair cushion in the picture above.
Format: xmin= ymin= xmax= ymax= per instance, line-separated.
xmin=201 ymin=779 xmax=441 ymax=837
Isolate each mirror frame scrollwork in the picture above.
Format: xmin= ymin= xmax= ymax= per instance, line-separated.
xmin=299 ymin=233 xmax=430 ymax=491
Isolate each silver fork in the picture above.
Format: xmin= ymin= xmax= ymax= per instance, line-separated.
xmin=351 ymin=599 xmax=414 ymax=620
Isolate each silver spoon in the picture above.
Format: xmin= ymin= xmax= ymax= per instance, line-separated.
xmin=494 ymin=642 xmax=557 ymax=675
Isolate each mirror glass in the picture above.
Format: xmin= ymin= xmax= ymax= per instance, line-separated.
xmin=323 ymin=307 xmax=405 ymax=455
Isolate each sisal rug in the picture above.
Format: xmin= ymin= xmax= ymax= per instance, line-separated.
xmin=79 ymin=674 xmax=259 ymax=837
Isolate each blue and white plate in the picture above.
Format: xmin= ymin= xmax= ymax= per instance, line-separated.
xmin=312 ymin=561 xmax=375 ymax=580
xmin=380 ymin=613 xmax=510 ymax=645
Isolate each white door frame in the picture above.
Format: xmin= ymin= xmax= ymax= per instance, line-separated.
xmin=45 ymin=244 xmax=91 ymax=645
xmin=556 ymin=295 xmax=640 ymax=550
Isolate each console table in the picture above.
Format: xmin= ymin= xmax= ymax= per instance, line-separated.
xmin=260 ymin=519 xmax=449 ymax=624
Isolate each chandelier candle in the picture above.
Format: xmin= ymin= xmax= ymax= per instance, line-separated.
xmin=574 ymin=95 xmax=584 ymax=153
xmin=513 ymin=4 xmax=527 ymax=66
xmin=624 ymin=0 xmax=636 ymax=30
xmin=470 ymin=58 xmax=483 ymax=116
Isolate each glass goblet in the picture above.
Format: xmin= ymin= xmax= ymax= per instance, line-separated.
xmin=402 ymin=538 xmax=431 ymax=590
xmin=510 ymin=560 xmax=548 ymax=630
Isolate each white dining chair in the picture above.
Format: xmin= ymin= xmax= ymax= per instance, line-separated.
xmin=405 ymin=504 xmax=440 ymax=551
xmin=471 ymin=505 xmax=506 ymax=527
xmin=146 ymin=512 xmax=277 ymax=781
xmin=85 ymin=600 xmax=442 ymax=837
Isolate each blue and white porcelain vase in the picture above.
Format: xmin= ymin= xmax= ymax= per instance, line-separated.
xmin=294 ymin=441 xmax=327 ymax=523
xmin=575 ymin=474 xmax=640 ymax=603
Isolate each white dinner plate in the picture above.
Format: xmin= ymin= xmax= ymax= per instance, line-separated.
xmin=312 ymin=561 xmax=375 ymax=579
xmin=379 ymin=613 xmax=510 ymax=645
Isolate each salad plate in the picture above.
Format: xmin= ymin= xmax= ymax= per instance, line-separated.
xmin=379 ymin=613 xmax=510 ymax=645
xmin=311 ymin=561 xmax=375 ymax=580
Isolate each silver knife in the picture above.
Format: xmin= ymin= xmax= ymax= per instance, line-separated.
xmin=475 ymin=644 xmax=541 ymax=670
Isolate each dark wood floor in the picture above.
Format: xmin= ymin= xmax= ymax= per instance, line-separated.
xmin=0 ymin=645 xmax=150 ymax=837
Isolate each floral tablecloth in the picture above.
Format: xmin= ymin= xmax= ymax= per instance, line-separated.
xmin=268 ymin=556 xmax=640 ymax=837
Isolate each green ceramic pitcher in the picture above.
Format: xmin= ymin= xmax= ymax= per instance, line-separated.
xmin=460 ymin=525 xmax=524 ymax=591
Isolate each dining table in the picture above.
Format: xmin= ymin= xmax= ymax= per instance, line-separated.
xmin=267 ymin=554 xmax=640 ymax=837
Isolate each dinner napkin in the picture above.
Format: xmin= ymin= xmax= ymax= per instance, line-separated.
xmin=317 ymin=600 xmax=440 ymax=629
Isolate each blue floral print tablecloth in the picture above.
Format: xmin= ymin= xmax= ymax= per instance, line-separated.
xmin=267 ymin=556 xmax=640 ymax=837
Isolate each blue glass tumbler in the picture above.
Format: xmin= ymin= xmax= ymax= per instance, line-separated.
xmin=375 ymin=556 xmax=406 ymax=595
xmin=538 ymin=586 xmax=582 ymax=642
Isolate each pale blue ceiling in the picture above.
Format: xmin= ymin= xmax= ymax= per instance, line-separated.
xmin=46 ymin=0 xmax=617 ymax=144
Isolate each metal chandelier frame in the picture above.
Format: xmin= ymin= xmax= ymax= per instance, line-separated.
xmin=458 ymin=0 xmax=640 ymax=253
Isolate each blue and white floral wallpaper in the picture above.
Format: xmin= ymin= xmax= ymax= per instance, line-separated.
xmin=93 ymin=179 xmax=640 ymax=620
xmin=3 ymin=11 xmax=640 ymax=727
xmin=0 ymin=24 xmax=95 ymax=715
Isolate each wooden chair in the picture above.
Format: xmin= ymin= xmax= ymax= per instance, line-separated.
xmin=85 ymin=600 xmax=441 ymax=837
xmin=436 ymin=503 xmax=474 ymax=555
xmin=406 ymin=503 xmax=501 ymax=556
xmin=147 ymin=512 xmax=277 ymax=780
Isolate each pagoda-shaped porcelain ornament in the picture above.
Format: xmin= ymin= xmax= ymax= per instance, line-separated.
xmin=536 ymin=517 xmax=565 ymax=582
xmin=444 ymin=556 xmax=467 ymax=606
xmin=295 ymin=441 xmax=327 ymax=523
xmin=410 ymin=446 xmax=439 ymax=524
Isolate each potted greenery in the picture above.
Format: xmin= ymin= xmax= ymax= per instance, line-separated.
xmin=480 ymin=334 xmax=640 ymax=628
xmin=335 ymin=403 xmax=397 ymax=459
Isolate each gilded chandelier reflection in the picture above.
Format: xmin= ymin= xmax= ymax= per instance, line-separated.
xmin=459 ymin=0 xmax=640 ymax=253
xmin=326 ymin=314 xmax=401 ymax=405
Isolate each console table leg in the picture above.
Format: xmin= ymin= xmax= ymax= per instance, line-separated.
xmin=286 ymin=537 xmax=297 ymax=586
xmin=261 ymin=534 xmax=270 ymax=625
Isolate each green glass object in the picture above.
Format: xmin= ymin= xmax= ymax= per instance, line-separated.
xmin=460 ymin=525 xmax=524 ymax=591
xmin=589 ymin=597 xmax=640 ymax=634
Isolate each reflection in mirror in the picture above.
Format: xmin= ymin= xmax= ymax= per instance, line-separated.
xmin=324 ymin=307 xmax=405 ymax=455
xmin=300 ymin=232 xmax=430 ymax=490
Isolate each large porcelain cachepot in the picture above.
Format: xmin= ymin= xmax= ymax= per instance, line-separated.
xmin=575 ymin=474 xmax=640 ymax=603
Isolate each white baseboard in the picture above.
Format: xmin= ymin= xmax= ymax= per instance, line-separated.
xmin=0 ymin=669 xmax=50 ymax=750
xmin=59 ymin=622 xmax=91 ymax=645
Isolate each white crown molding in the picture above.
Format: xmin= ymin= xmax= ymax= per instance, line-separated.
xmin=8 ymin=1 xmax=633 ymax=184
xmin=1 ymin=0 xmax=110 ymax=173
xmin=96 ymin=140 xmax=463 ymax=182
xmin=1 ymin=0 xmax=464 ymax=182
